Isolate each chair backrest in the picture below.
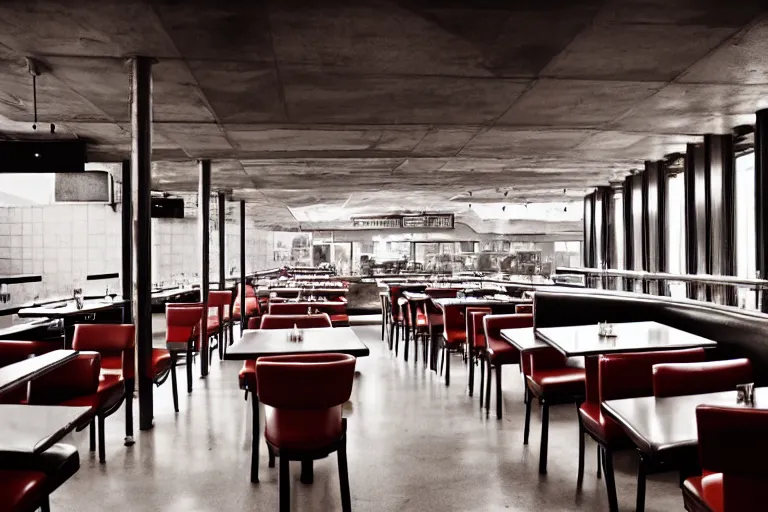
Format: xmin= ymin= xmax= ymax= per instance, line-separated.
xmin=483 ymin=313 xmax=533 ymax=371
xmin=72 ymin=324 xmax=136 ymax=378
xmin=256 ymin=353 xmax=356 ymax=410
xmin=166 ymin=304 xmax=204 ymax=346
xmin=259 ymin=313 xmax=333 ymax=330
xmin=0 ymin=341 xmax=57 ymax=368
xmin=465 ymin=307 xmax=491 ymax=349
xmin=425 ymin=288 xmax=458 ymax=299
xmin=269 ymin=302 xmax=346 ymax=316
xmin=442 ymin=304 xmax=466 ymax=342
xmin=388 ymin=285 xmax=403 ymax=319
xmin=653 ymin=359 xmax=753 ymax=398
xmin=696 ymin=405 xmax=768 ymax=509
xmin=597 ymin=348 xmax=705 ymax=404
xmin=515 ymin=304 xmax=533 ymax=314
xmin=208 ymin=290 xmax=233 ymax=309
xmin=28 ymin=352 xmax=102 ymax=405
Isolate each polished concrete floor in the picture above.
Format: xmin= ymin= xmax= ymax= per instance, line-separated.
xmin=52 ymin=325 xmax=686 ymax=511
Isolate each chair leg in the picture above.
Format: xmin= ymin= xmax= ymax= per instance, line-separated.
xmin=403 ymin=324 xmax=409 ymax=363
xmin=539 ymin=401 xmax=549 ymax=474
xmin=98 ymin=413 xmax=106 ymax=464
xmin=468 ymin=348 xmax=475 ymax=397
xmin=170 ymin=352 xmax=179 ymax=413
xmin=250 ymin=395 xmax=260 ymax=483
xmin=394 ymin=323 xmax=399 ymax=357
xmin=636 ymin=452 xmax=647 ymax=512
xmin=444 ymin=346 xmax=450 ymax=387
xmin=577 ymin=415 xmax=585 ymax=487
xmin=603 ymin=447 xmax=619 ymax=512
xmin=495 ymin=363 xmax=502 ymax=419
xmin=523 ymin=387 xmax=532 ymax=445
xmin=388 ymin=321 xmax=395 ymax=351
xmin=485 ymin=358 xmax=492 ymax=417
xmin=338 ymin=438 xmax=352 ymax=512
xmin=124 ymin=379 xmax=135 ymax=446
xmin=186 ymin=348 xmax=193 ymax=393
xmin=279 ymin=453 xmax=290 ymax=512
xmin=89 ymin=420 xmax=96 ymax=452
xmin=479 ymin=354 xmax=485 ymax=408
xmin=268 ymin=443 xmax=276 ymax=468
xmin=40 ymin=496 xmax=50 ymax=512
xmin=439 ymin=346 xmax=445 ymax=376
xmin=597 ymin=445 xmax=602 ymax=479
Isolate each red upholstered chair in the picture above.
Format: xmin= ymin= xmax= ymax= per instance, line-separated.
xmin=0 ymin=470 xmax=48 ymax=512
xmin=256 ymin=353 xmax=356 ymax=512
xmin=239 ymin=312 xmax=334 ymax=482
xmin=247 ymin=316 xmax=261 ymax=330
xmin=233 ymin=284 xmax=260 ymax=333
xmin=524 ymin=344 xmax=585 ymax=475
xmin=166 ymin=304 xmax=204 ymax=403
xmin=0 ymin=341 xmax=57 ymax=404
xmin=586 ymin=348 xmax=705 ymax=511
xmin=483 ymin=314 xmax=530 ymax=419
xmin=208 ymin=290 xmax=234 ymax=362
xmin=28 ymin=352 xmax=111 ymax=461
xmin=387 ymin=286 xmax=406 ymax=352
xmin=653 ymin=359 xmax=753 ymax=398
xmin=465 ymin=307 xmax=491 ymax=400
xmin=515 ymin=303 xmax=533 ymax=314
xmin=424 ymin=298 xmax=445 ymax=370
xmin=69 ymin=324 xmax=138 ymax=447
xmin=683 ymin=405 xmax=768 ymax=512
xmin=439 ymin=303 xmax=466 ymax=386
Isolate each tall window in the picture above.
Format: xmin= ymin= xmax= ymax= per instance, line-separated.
xmin=666 ymin=173 xmax=687 ymax=298
xmin=736 ymin=153 xmax=756 ymax=308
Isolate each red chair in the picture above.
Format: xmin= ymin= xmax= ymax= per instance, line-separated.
xmin=653 ymin=359 xmax=753 ymax=398
xmin=0 ymin=470 xmax=48 ymax=512
xmin=69 ymin=324 xmax=138 ymax=448
xmin=0 ymin=341 xmax=57 ymax=404
xmin=233 ymin=284 xmax=260 ymax=332
xmin=166 ymin=304 xmax=204 ymax=402
xmin=465 ymin=307 xmax=491 ymax=400
xmin=28 ymin=352 xmax=111 ymax=462
xmin=208 ymin=290 xmax=234 ymax=362
xmin=483 ymin=314 xmax=530 ymax=419
xmin=269 ymin=302 xmax=349 ymax=328
xmin=256 ymin=353 xmax=355 ymax=512
xmin=439 ymin=304 xmax=466 ymax=386
xmin=524 ymin=345 xmax=585 ymax=475
xmin=586 ymin=348 xmax=705 ymax=511
xmin=387 ymin=285 xmax=406 ymax=352
xmin=238 ymin=313 xmax=333 ymax=483
xmin=683 ymin=405 xmax=768 ymax=512
xmin=425 ymin=298 xmax=445 ymax=371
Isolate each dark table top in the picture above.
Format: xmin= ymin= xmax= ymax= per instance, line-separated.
xmin=500 ymin=328 xmax=549 ymax=352
xmin=536 ymin=321 xmax=717 ymax=358
xmin=151 ymin=287 xmax=199 ymax=302
xmin=432 ymin=296 xmax=527 ymax=308
xmin=0 ymin=350 xmax=79 ymax=396
xmin=224 ymin=327 xmax=370 ymax=360
xmin=0 ymin=319 xmax=55 ymax=339
xmin=603 ymin=388 xmax=768 ymax=458
xmin=0 ymin=404 xmax=91 ymax=454
xmin=17 ymin=299 xmax=128 ymax=319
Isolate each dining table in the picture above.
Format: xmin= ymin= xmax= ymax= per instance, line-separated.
xmin=18 ymin=299 xmax=128 ymax=348
xmin=0 ymin=404 xmax=91 ymax=455
xmin=0 ymin=349 xmax=79 ymax=396
xmin=224 ymin=326 xmax=369 ymax=485
xmin=533 ymin=321 xmax=717 ymax=476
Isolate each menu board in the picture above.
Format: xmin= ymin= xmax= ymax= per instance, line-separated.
xmin=352 ymin=214 xmax=454 ymax=229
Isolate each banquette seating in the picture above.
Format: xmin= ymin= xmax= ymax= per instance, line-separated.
xmin=268 ymin=301 xmax=349 ymax=327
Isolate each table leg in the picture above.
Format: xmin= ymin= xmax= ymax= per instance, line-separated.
xmin=63 ymin=318 xmax=74 ymax=349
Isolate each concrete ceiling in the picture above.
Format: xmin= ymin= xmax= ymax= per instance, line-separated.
xmin=0 ymin=0 xmax=765 ymax=234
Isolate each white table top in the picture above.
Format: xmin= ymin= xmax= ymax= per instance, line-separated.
xmin=536 ymin=321 xmax=717 ymax=357
xmin=225 ymin=326 xmax=369 ymax=360
xmin=0 ymin=405 xmax=91 ymax=454
xmin=499 ymin=328 xmax=548 ymax=351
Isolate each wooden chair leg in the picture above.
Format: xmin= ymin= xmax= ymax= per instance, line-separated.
xmin=89 ymin=420 xmax=96 ymax=452
xmin=538 ymin=402 xmax=549 ymax=474
xmin=124 ymin=379 xmax=135 ymax=445
xmin=186 ymin=348 xmax=193 ymax=393
xmin=40 ymin=496 xmax=50 ymax=512
xmin=250 ymin=395 xmax=260 ymax=483
xmin=495 ymin=363 xmax=503 ymax=419
xmin=603 ymin=447 xmax=619 ymax=512
xmin=479 ymin=353 xmax=485 ymax=408
xmin=577 ymin=414 xmax=585 ymax=487
xmin=636 ymin=452 xmax=648 ymax=512
xmin=523 ymin=388 xmax=532 ymax=445
xmin=485 ymin=358 xmax=492 ymax=417
xmin=444 ymin=345 xmax=451 ymax=387
xmin=468 ymin=348 xmax=475 ymax=397
xmin=597 ymin=445 xmax=602 ymax=478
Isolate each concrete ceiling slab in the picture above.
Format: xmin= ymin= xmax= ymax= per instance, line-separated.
xmin=460 ymin=128 xmax=592 ymax=157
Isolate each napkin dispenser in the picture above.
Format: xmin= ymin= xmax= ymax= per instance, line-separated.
xmin=737 ymin=383 xmax=755 ymax=405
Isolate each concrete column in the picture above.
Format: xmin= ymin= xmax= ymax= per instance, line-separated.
xmin=130 ymin=56 xmax=154 ymax=431
xmin=218 ymin=192 xmax=226 ymax=290
xmin=198 ymin=160 xmax=211 ymax=376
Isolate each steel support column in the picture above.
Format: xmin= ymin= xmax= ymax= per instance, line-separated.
xmin=199 ymin=160 xmax=211 ymax=376
xmin=756 ymin=109 xmax=768 ymax=312
xmin=583 ymin=192 xmax=595 ymax=268
xmin=218 ymin=192 xmax=226 ymax=290
xmin=705 ymin=134 xmax=736 ymax=305
xmin=121 ymin=159 xmax=132 ymax=323
xmin=644 ymin=161 xmax=667 ymax=294
xmin=240 ymin=201 xmax=247 ymax=331
xmin=684 ymin=143 xmax=708 ymax=300
xmin=130 ymin=57 xmax=154 ymax=431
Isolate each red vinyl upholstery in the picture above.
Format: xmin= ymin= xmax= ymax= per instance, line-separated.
xmin=259 ymin=313 xmax=333 ymax=330
xmin=28 ymin=352 xmax=102 ymax=408
xmin=72 ymin=324 xmax=134 ymax=379
xmin=0 ymin=470 xmax=47 ymax=512
xmin=515 ymin=304 xmax=533 ymax=314
xmin=652 ymin=358 xmax=753 ymax=398
xmin=256 ymin=353 xmax=355 ymax=450
xmin=683 ymin=405 xmax=768 ymax=511
xmin=166 ymin=304 xmax=204 ymax=351
xmin=484 ymin=314 xmax=531 ymax=367
xmin=0 ymin=341 xmax=56 ymax=368
xmin=441 ymin=304 xmax=465 ymax=347
xmin=269 ymin=302 xmax=349 ymax=327
xmin=207 ymin=290 xmax=233 ymax=333
xmin=466 ymin=307 xmax=492 ymax=351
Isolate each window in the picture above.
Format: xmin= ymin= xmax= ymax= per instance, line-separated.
xmin=666 ymin=173 xmax=686 ymax=298
xmin=735 ymin=153 xmax=756 ymax=308
xmin=612 ymin=191 xmax=624 ymax=271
